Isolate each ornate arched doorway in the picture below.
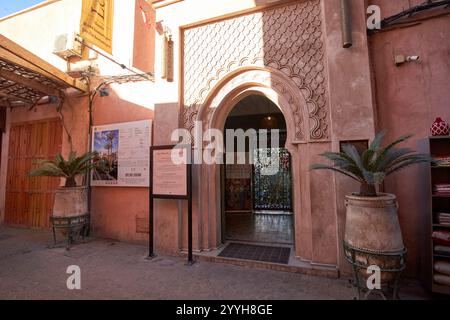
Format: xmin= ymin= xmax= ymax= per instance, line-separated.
xmin=222 ymin=94 xmax=294 ymax=244
xmin=189 ymin=67 xmax=312 ymax=254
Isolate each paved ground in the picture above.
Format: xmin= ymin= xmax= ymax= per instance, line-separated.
xmin=0 ymin=225 xmax=430 ymax=300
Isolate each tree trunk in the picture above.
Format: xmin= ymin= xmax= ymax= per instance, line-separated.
xmin=65 ymin=177 xmax=77 ymax=187
xmin=359 ymin=183 xmax=377 ymax=197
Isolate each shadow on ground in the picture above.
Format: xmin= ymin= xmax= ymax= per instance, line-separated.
xmin=0 ymin=225 xmax=431 ymax=300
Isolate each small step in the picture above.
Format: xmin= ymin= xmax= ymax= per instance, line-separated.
xmin=194 ymin=254 xmax=338 ymax=278
xmin=180 ymin=243 xmax=339 ymax=279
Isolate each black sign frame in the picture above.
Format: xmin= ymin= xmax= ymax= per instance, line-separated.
xmin=148 ymin=145 xmax=194 ymax=265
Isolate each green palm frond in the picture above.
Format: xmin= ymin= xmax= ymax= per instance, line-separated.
xmin=373 ymin=134 xmax=413 ymax=170
xmin=29 ymin=151 xmax=98 ymax=187
xmin=29 ymin=163 xmax=67 ymax=178
xmin=342 ymin=144 xmax=364 ymax=173
xmin=318 ymin=152 xmax=363 ymax=178
xmin=386 ymin=155 xmax=431 ymax=175
xmin=310 ymin=131 xmax=431 ymax=196
xmin=310 ymin=164 xmax=364 ymax=182
xmin=368 ymin=130 xmax=386 ymax=150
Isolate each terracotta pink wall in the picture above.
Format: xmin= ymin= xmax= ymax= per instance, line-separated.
xmin=369 ymin=0 xmax=450 ymax=277
xmin=90 ymin=82 xmax=154 ymax=244
xmin=147 ymin=0 xmax=378 ymax=271
xmin=133 ymin=0 xmax=156 ymax=73
xmin=67 ymin=1 xmax=158 ymax=245
xmin=321 ymin=0 xmax=376 ymax=274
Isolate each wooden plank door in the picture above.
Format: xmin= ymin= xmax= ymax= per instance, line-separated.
xmin=5 ymin=119 xmax=62 ymax=228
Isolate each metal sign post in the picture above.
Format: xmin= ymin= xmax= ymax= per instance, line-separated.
xmin=148 ymin=145 xmax=194 ymax=265
xmin=187 ymin=161 xmax=194 ymax=265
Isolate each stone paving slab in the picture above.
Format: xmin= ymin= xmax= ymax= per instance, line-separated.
xmin=0 ymin=225 xmax=430 ymax=300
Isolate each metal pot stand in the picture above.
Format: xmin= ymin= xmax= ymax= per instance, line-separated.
xmin=50 ymin=214 xmax=90 ymax=250
xmin=344 ymin=241 xmax=407 ymax=300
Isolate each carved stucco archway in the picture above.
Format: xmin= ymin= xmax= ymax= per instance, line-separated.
xmin=192 ymin=67 xmax=313 ymax=258
xmin=181 ymin=0 xmax=335 ymax=263
xmin=199 ymin=67 xmax=310 ymax=146
xmin=182 ymin=0 xmax=329 ymax=142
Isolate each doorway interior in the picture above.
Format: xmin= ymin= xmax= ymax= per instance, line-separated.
xmin=222 ymin=94 xmax=294 ymax=245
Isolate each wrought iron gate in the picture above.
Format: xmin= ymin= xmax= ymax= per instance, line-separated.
xmin=252 ymin=148 xmax=292 ymax=211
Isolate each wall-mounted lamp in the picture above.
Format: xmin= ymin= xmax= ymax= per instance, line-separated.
xmin=48 ymin=96 xmax=59 ymax=104
xmin=395 ymin=55 xmax=420 ymax=67
xmin=99 ymin=88 xmax=110 ymax=97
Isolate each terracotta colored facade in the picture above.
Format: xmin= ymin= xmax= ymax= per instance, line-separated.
xmin=369 ymin=0 xmax=450 ymax=277
xmin=0 ymin=0 xmax=448 ymax=280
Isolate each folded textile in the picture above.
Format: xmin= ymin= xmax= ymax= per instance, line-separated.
xmin=434 ymin=184 xmax=450 ymax=192
xmin=435 ymin=261 xmax=450 ymax=276
xmin=435 ymin=245 xmax=450 ymax=253
xmin=434 ymin=157 xmax=450 ymax=166
xmin=432 ymin=230 xmax=450 ymax=246
xmin=437 ymin=214 xmax=450 ymax=225
xmin=434 ymin=274 xmax=450 ymax=286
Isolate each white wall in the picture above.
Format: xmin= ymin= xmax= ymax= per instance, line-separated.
xmin=0 ymin=0 xmax=138 ymax=75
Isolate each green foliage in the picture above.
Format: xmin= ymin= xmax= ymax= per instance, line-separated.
xmin=29 ymin=151 xmax=97 ymax=187
xmin=310 ymin=131 xmax=431 ymax=196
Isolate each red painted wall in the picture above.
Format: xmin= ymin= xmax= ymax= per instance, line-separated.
xmin=370 ymin=0 xmax=450 ymax=277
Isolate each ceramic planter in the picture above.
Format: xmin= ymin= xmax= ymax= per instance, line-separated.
xmin=53 ymin=186 xmax=88 ymax=218
xmin=345 ymin=193 xmax=405 ymax=281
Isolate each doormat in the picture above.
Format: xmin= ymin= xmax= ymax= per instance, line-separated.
xmin=218 ymin=243 xmax=291 ymax=264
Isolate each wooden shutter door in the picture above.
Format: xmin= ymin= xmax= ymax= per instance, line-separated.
xmin=5 ymin=118 xmax=62 ymax=228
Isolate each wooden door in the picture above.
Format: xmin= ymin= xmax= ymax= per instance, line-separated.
xmin=5 ymin=119 xmax=62 ymax=228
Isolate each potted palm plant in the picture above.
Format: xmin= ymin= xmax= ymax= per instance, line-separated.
xmin=311 ymin=132 xmax=430 ymax=272
xmin=29 ymin=151 xmax=97 ymax=218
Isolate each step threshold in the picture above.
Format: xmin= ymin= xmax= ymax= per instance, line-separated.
xmin=180 ymin=242 xmax=339 ymax=279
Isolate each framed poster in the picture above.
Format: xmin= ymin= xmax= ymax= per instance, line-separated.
xmin=91 ymin=120 xmax=152 ymax=187
xmin=151 ymin=145 xmax=190 ymax=199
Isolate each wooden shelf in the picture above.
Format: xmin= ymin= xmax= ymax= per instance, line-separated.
xmin=427 ymin=137 xmax=450 ymax=295
xmin=433 ymin=254 xmax=450 ymax=259
xmin=433 ymin=224 xmax=450 ymax=228
xmin=432 ymin=283 xmax=450 ymax=295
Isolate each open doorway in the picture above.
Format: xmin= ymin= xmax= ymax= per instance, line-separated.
xmin=222 ymin=94 xmax=294 ymax=245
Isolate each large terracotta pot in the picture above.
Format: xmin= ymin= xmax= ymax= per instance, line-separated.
xmin=53 ymin=186 xmax=88 ymax=218
xmin=344 ymin=193 xmax=405 ymax=282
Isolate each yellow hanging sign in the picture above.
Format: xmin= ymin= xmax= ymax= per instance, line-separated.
xmin=80 ymin=0 xmax=114 ymax=54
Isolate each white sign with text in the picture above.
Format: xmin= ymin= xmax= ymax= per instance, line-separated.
xmin=91 ymin=120 xmax=152 ymax=187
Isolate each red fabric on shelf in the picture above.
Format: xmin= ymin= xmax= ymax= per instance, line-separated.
xmin=432 ymin=230 xmax=450 ymax=246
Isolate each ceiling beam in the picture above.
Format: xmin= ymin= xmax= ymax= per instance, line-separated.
xmin=0 ymin=34 xmax=88 ymax=92
xmin=0 ymin=69 xmax=60 ymax=97
xmin=0 ymin=90 xmax=34 ymax=105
